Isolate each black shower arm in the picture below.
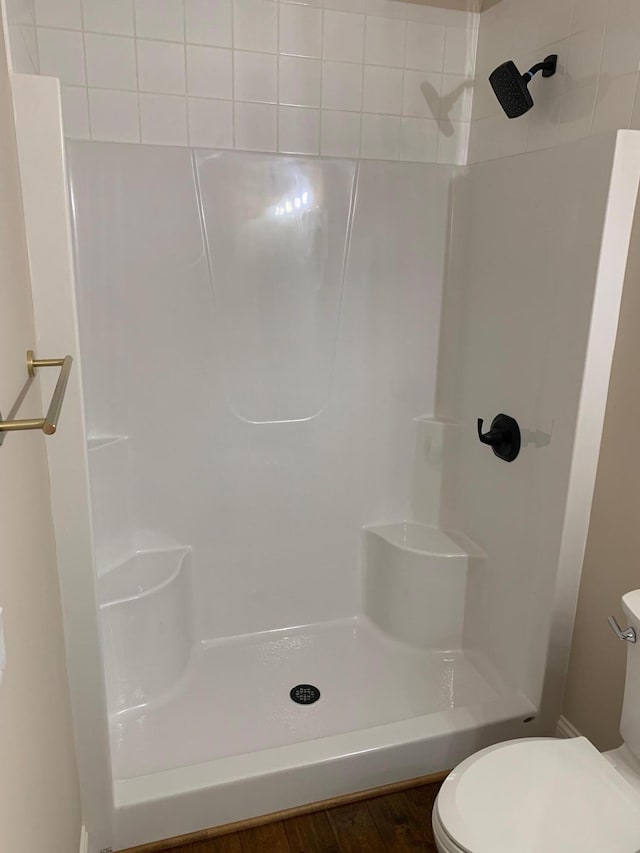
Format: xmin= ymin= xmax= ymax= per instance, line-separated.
xmin=523 ymin=58 xmax=556 ymax=81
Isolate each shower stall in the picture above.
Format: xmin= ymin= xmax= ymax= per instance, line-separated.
xmin=11 ymin=77 xmax=640 ymax=851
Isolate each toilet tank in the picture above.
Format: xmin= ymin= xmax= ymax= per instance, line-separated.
xmin=620 ymin=590 xmax=640 ymax=759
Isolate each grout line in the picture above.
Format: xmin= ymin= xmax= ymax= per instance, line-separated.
xmin=33 ymin=19 xmax=41 ymax=75
xmin=78 ymin=1 xmax=93 ymax=139
xmin=230 ymin=0 xmax=236 ymax=149
xmin=317 ymin=2 xmax=324 ymax=156
xmin=132 ymin=0 xmax=142 ymax=143
xmin=586 ymin=14 xmax=608 ymax=138
xmin=399 ymin=14 xmax=408 ymax=161
xmin=358 ymin=11 xmax=367 ymax=156
xmin=183 ymin=0 xmax=189 ymax=145
xmin=275 ymin=0 xmax=280 ymax=153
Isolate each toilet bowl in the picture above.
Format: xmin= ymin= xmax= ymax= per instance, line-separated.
xmin=432 ymin=590 xmax=640 ymax=853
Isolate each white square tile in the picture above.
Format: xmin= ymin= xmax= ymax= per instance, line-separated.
xmin=323 ymin=0 xmax=364 ymax=11
xmin=631 ymin=76 xmax=640 ymax=130
xmin=135 ymin=0 xmax=184 ymax=42
xmin=139 ymin=93 xmax=188 ymax=144
xmin=279 ymin=2 xmax=322 ymax=57
xmin=234 ymin=101 xmax=277 ymax=150
xmin=365 ymin=15 xmax=406 ymax=67
xmin=360 ymin=112 xmax=399 ymax=158
xmin=402 ymin=70 xmax=441 ymax=118
xmin=82 ymin=0 xmax=134 ymax=35
xmin=436 ymin=120 xmax=469 ymax=164
xmin=363 ymin=65 xmax=402 ymax=113
xmin=88 ymin=88 xmax=140 ymax=141
xmin=571 ymin=0 xmax=608 ymax=34
xmin=536 ymin=0 xmax=572 ymax=49
xmin=9 ymin=0 xmax=36 ymax=27
xmin=323 ymin=10 xmax=364 ymax=62
xmin=85 ymin=33 xmax=137 ymax=90
xmin=35 ymin=0 xmax=81 ymax=29
xmin=404 ymin=21 xmax=445 ymax=71
xmin=600 ymin=22 xmax=640 ymax=79
xmin=399 ymin=115 xmax=438 ymax=161
xmin=321 ymin=60 xmax=362 ymax=110
xmin=37 ymin=28 xmax=86 ymax=85
xmin=405 ymin=4 xmax=446 ymax=24
xmin=185 ymin=0 xmax=232 ymax=46
xmin=468 ymin=114 xmax=503 ymax=162
xmin=234 ymin=50 xmax=277 ymax=102
xmin=441 ymin=74 xmax=473 ymax=121
xmin=138 ymin=39 xmax=186 ymax=94
xmin=186 ymin=45 xmax=232 ymax=98
xmin=443 ymin=26 xmax=473 ymax=75
xmin=526 ymin=94 xmax=561 ymax=152
xmin=188 ymin=97 xmax=234 ymax=147
xmin=234 ymin=0 xmax=278 ymax=53
xmin=556 ymin=79 xmax=597 ymax=146
xmin=366 ymin=0 xmax=405 ymax=20
xmin=279 ymin=55 xmax=321 ymax=107
xmin=593 ymin=71 xmax=638 ymax=134
xmin=500 ymin=113 xmax=530 ymax=158
xmin=61 ymin=85 xmax=90 ymax=138
xmin=566 ymin=25 xmax=606 ymax=85
xmin=278 ymin=105 xmax=320 ymax=153
xmin=320 ymin=108 xmax=360 ymax=156
xmin=10 ymin=24 xmax=39 ymax=73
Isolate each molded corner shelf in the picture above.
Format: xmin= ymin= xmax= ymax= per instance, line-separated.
xmin=87 ymin=434 xmax=128 ymax=451
xmin=363 ymin=522 xmax=484 ymax=650
xmin=364 ymin=521 xmax=485 ymax=559
xmin=99 ymin=547 xmax=193 ymax=714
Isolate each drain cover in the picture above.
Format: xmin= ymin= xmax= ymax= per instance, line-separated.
xmin=290 ymin=684 xmax=321 ymax=705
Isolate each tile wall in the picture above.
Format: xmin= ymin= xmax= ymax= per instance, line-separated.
xmin=8 ymin=0 xmax=478 ymax=163
xmin=5 ymin=0 xmax=39 ymax=73
xmin=470 ymin=0 xmax=640 ymax=162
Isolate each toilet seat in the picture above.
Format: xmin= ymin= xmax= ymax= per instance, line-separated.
xmin=434 ymin=737 xmax=640 ymax=853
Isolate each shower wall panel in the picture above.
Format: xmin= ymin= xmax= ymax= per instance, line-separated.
xmin=437 ymin=131 xmax=640 ymax=711
xmin=69 ymin=142 xmax=453 ymax=640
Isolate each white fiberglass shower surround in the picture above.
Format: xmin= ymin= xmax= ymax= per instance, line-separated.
xmin=12 ymin=77 xmax=640 ymax=851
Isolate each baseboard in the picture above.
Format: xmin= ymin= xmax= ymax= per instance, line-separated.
xmin=79 ymin=826 xmax=89 ymax=853
xmin=555 ymin=715 xmax=582 ymax=739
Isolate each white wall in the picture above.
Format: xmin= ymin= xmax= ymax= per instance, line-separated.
xmin=0 ymin=12 xmax=81 ymax=853
xmin=68 ymin=143 xmax=453 ymax=640
xmin=470 ymin=0 xmax=640 ymax=162
xmin=10 ymin=0 xmax=477 ymax=163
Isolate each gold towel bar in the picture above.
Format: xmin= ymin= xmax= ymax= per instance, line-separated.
xmin=0 ymin=350 xmax=73 ymax=435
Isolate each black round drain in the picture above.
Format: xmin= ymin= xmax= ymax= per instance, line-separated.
xmin=290 ymin=684 xmax=320 ymax=705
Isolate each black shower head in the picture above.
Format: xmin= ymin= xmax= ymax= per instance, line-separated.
xmin=489 ymin=55 xmax=558 ymax=119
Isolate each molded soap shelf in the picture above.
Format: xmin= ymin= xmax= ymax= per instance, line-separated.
xmin=363 ymin=521 xmax=485 ymax=649
xmin=364 ymin=521 xmax=485 ymax=559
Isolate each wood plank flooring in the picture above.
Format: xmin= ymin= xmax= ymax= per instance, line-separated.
xmin=158 ymin=782 xmax=442 ymax=853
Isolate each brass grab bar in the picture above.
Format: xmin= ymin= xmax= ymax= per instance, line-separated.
xmin=0 ymin=350 xmax=73 ymax=435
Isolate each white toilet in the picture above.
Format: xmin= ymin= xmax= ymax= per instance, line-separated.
xmin=432 ymin=589 xmax=640 ymax=853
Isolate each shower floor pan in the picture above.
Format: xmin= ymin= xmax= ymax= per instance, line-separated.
xmin=112 ymin=616 xmax=535 ymax=848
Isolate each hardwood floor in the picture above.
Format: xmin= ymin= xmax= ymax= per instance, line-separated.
xmin=157 ymin=782 xmax=441 ymax=853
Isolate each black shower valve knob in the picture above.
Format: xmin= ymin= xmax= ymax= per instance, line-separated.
xmin=477 ymin=413 xmax=521 ymax=463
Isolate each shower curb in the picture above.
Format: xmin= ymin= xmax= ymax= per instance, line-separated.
xmin=117 ymin=769 xmax=450 ymax=853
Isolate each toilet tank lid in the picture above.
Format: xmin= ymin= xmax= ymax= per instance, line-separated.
xmin=622 ymin=589 xmax=640 ymax=622
xmin=436 ymin=737 xmax=640 ymax=853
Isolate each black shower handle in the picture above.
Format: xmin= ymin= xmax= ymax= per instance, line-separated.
xmin=477 ymin=418 xmax=503 ymax=447
xmin=477 ymin=413 xmax=521 ymax=462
